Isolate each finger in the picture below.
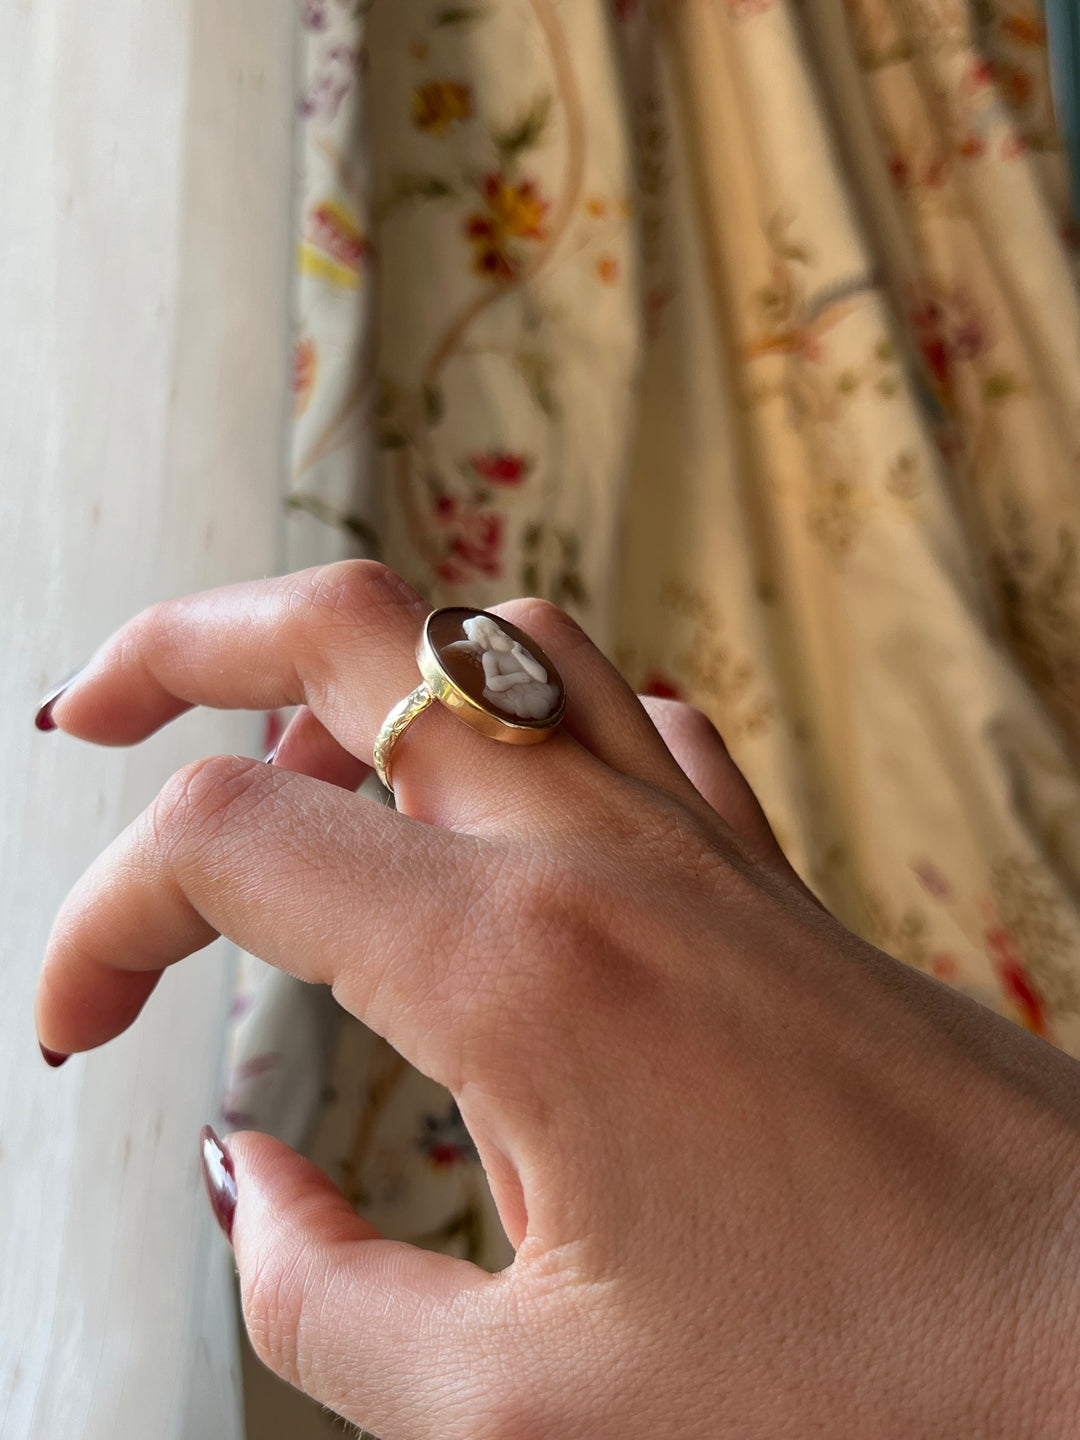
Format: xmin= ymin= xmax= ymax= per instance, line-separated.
xmin=271 ymin=704 xmax=371 ymax=792
xmin=36 ymin=756 xmax=488 ymax=1079
xmin=44 ymin=563 xmax=595 ymax=833
xmin=223 ymin=1130 xmax=506 ymax=1440
xmin=47 ymin=564 xmax=716 ymax=832
xmin=639 ymin=696 xmax=793 ymax=870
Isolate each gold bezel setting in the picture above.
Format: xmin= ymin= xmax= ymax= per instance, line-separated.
xmin=416 ymin=608 xmax=566 ymax=744
xmin=373 ymin=608 xmax=566 ymax=788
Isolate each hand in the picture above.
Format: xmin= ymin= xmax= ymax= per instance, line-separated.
xmin=36 ymin=562 xmax=1080 ymax=1439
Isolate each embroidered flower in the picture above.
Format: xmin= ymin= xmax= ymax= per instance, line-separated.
xmin=300 ymin=198 xmax=370 ymax=288
xmin=433 ymin=495 xmax=505 ymax=584
xmin=930 ymin=952 xmax=960 ymax=982
xmin=465 ymin=173 xmax=549 ymax=282
xmin=912 ymin=859 xmax=952 ymax=900
xmin=1001 ymin=12 xmax=1045 ymax=46
xmin=417 ymin=1102 xmax=477 ymax=1169
xmin=911 ymin=283 xmax=993 ymax=406
xmin=642 ymin=673 xmax=683 ymax=701
xmin=468 ymin=451 xmax=530 ymax=486
xmin=985 ymin=913 xmax=1053 ymax=1039
xmin=411 ymin=80 xmax=472 ymax=134
xmin=596 ymin=254 xmax=619 ymax=285
xmin=291 ymin=338 xmax=318 ymax=418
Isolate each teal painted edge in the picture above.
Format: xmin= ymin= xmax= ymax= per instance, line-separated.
xmin=1046 ymin=0 xmax=1080 ymax=220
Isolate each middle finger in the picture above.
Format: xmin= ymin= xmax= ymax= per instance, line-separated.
xmin=49 ymin=562 xmax=581 ymax=831
xmin=47 ymin=562 xmax=713 ymax=833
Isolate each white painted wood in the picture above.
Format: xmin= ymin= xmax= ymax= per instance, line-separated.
xmin=0 ymin=1 xmax=295 ymax=1435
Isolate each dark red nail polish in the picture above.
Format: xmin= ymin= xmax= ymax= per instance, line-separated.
xmin=35 ymin=669 xmax=83 ymax=732
xmin=40 ymin=1043 xmax=69 ymax=1068
xmin=200 ymin=1124 xmax=237 ymax=1243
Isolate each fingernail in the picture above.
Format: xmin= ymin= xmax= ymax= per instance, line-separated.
xmin=39 ymin=1043 xmax=69 ymax=1068
xmin=200 ymin=1124 xmax=237 ymax=1243
xmin=263 ymin=744 xmax=278 ymax=764
xmin=35 ymin=669 xmax=84 ymax=732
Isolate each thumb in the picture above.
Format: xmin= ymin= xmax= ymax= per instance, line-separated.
xmin=202 ymin=1127 xmax=506 ymax=1440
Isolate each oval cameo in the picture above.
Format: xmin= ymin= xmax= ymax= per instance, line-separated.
xmin=423 ymin=608 xmax=565 ymax=726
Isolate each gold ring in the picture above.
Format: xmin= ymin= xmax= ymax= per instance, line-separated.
xmin=373 ymin=607 xmax=567 ymax=789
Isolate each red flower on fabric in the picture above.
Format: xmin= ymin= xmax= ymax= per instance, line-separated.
xmin=468 ymin=451 xmax=530 ymax=486
xmin=984 ymin=906 xmax=1053 ymax=1042
xmin=418 ymin=1102 xmax=477 ymax=1169
xmin=887 ymin=154 xmax=911 ymax=187
xmin=642 ymin=674 xmax=683 ymax=701
xmin=910 ymin=282 xmax=993 ymax=408
xmin=433 ymin=495 xmax=505 ymax=584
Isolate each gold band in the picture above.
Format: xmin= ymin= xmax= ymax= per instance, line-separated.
xmin=372 ymin=607 xmax=566 ymax=792
xmin=372 ymin=682 xmax=436 ymax=789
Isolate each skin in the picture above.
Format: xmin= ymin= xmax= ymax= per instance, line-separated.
xmin=36 ymin=560 xmax=1080 ymax=1439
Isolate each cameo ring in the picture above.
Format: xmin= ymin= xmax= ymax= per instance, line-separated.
xmin=373 ymin=607 xmax=567 ymax=789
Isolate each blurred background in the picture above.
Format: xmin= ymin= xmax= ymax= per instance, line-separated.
xmin=4 ymin=0 xmax=1080 ymax=1436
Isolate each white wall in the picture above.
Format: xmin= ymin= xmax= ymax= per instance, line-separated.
xmin=0 ymin=2 xmax=295 ymax=1434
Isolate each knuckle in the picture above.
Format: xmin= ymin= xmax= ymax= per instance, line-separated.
xmin=150 ymin=754 xmax=267 ymax=852
xmin=501 ymin=597 xmax=589 ymax=654
xmin=294 ymin=559 xmax=422 ymax=634
xmin=649 ymin=696 xmax=727 ymax=754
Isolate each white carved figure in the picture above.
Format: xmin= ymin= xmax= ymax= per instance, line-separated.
xmin=448 ymin=615 xmax=560 ymax=719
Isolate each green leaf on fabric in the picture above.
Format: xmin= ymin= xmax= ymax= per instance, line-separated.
xmin=423 ymin=383 xmax=445 ymax=426
xmin=494 ymin=95 xmax=552 ymax=165
xmin=433 ymin=5 xmax=486 ymax=24
xmin=285 ymin=494 xmax=383 ymax=558
xmin=375 ymin=175 xmax=457 ymax=222
xmin=514 ymin=349 xmax=558 ymax=416
xmin=559 ymin=571 xmax=588 ymax=607
xmin=984 ymin=371 xmax=1020 ymax=401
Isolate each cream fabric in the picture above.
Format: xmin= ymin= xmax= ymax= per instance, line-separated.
xmin=226 ymin=13 xmax=1080 ymax=1399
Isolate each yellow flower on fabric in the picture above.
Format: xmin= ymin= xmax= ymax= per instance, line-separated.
xmin=299 ymin=198 xmax=369 ymax=289
xmin=412 ymin=80 xmax=473 ymax=134
xmin=465 ymin=172 xmax=549 ymax=282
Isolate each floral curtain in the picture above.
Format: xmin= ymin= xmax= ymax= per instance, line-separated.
xmin=228 ymin=0 xmax=1080 ymax=1425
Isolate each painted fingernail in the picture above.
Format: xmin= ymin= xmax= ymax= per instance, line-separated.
xmin=35 ymin=669 xmax=84 ymax=732
xmin=39 ymin=1043 xmax=69 ymax=1068
xmin=200 ymin=1124 xmax=237 ymax=1243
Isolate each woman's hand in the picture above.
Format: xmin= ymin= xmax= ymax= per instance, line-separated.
xmin=36 ymin=562 xmax=1080 ymax=1439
